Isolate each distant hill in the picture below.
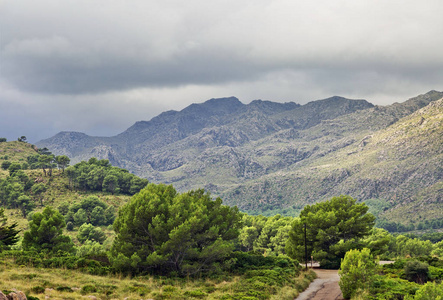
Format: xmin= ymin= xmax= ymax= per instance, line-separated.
xmin=0 ymin=140 xmax=38 ymax=177
xmin=37 ymin=90 xmax=443 ymax=226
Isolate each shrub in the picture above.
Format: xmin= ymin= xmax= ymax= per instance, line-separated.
xmin=339 ymin=248 xmax=376 ymax=299
xmin=81 ymin=285 xmax=97 ymax=294
xmin=66 ymin=222 xmax=74 ymax=231
xmin=31 ymin=286 xmax=45 ymax=294
xmin=370 ymin=275 xmax=419 ymax=299
xmin=404 ymin=260 xmax=430 ymax=284
xmin=55 ymin=286 xmax=73 ymax=292
xmin=77 ymin=223 xmax=106 ymax=244
xmin=404 ymin=281 xmax=443 ymax=300
xmin=183 ymin=289 xmax=207 ymax=298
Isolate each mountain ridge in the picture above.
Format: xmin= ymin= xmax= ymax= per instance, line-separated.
xmin=37 ymin=90 xmax=443 ymax=224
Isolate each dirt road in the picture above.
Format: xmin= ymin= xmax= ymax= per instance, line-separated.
xmin=296 ymin=269 xmax=344 ymax=300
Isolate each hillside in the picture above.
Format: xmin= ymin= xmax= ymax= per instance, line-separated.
xmin=37 ymin=90 xmax=443 ymax=224
xmin=0 ymin=141 xmax=38 ymax=178
xmin=222 ymin=97 xmax=443 ymax=226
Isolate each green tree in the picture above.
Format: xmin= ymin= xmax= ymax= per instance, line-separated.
xmin=31 ymin=183 xmax=47 ymax=206
xmin=254 ymin=214 xmax=292 ymax=255
xmin=8 ymin=162 xmax=22 ymax=176
xmin=86 ymin=166 xmax=106 ymax=190
xmin=0 ymin=138 xmax=6 ymax=142
xmin=17 ymin=136 xmax=27 ymax=142
xmin=27 ymin=154 xmax=41 ymax=169
xmin=78 ymin=196 xmax=108 ymax=225
xmin=1 ymin=160 xmax=11 ymax=170
xmin=65 ymin=166 xmax=77 ymax=189
xmin=73 ymin=209 xmax=88 ymax=226
xmin=90 ymin=206 xmax=106 ymax=225
xmin=362 ymin=228 xmax=392 ymax=257
xmin=110 ymin=184 xmax=242 ymax=276
xmin=76 ymin=240 xmax=106 ymax=258
xmin=0 ymin=208 xmax=20 ymax=251
xmin=129 ymin=176 xmax=149 ymax=194
xmin=22 ymin=206 xmax=75 ymax=253
xmin=38 ymin=147 xmax=52 ymax=156
xmin=286 ymin=195 xmax=375 ymax=268
xmin=77 ymin=223 xmax=106 ymax=244
xmin=17 ymin=195 xmax=35 ymax=217
xmin=432 ymin=240 xmax=443 ymax=256
xmin=239 ymin=226 xmax=259 ymax=252
xmin=55 ymin=155 xmax=70 ymax=172
xmin=339 ymin=248 xmax=376 ymax=299
xmin=103 ymin=174 xmax=119 ymax=194
xmin=399 ymin=238 xmax=433 ymax=257
xmin=404 ymin=260 xmax=430 ymax=284
xmin=57 ymin=202 xmax=70 ymax=215
xmin=38 ymin=154 xmax=54 ymax=176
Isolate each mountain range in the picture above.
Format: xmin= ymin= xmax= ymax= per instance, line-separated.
xmin=37 ymin=90 xmax=443 ymax=225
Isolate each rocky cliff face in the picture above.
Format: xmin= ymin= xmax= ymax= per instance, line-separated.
xmin=37 ymin=91 xmax=443 ymax=224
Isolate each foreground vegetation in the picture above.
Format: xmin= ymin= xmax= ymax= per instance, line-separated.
xmin=2 ymin=139 xmax=443 ymax=299
xmin=339 ymin=248 xmax=443 ymax=299
xmin=0 ymin=253 xmax=316 ymax=299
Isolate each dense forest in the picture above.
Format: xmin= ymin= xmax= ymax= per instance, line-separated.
xmin=1 ymin=139 xmax=443 ymax=299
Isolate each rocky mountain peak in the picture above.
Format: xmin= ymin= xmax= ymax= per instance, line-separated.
xmin=183 ymin=97 xmax=244 ymax=115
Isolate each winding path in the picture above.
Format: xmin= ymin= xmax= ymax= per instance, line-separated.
xmin=296 ymin=269 xmax=344 ymax=300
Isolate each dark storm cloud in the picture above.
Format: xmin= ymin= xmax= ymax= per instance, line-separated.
xmin=2 ymin=0 xmax=442 ymax=95
xmin=3 ymin=40 xmax=264 ymax=94
xmin=1 ymin=0 xmax=443 ymax=142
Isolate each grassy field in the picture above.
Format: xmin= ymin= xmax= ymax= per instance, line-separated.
xmin=0 ymin=257 xmax=316 ymax=300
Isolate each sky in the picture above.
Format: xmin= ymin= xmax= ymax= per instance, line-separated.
xmin=1 ymin=0 xmax=443 ymax=143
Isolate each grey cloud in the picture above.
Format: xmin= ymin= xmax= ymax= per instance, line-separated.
xmin=2 ymin=0 xmax=443 ymax=95
xmin=1 ymin=0 xmax=443 ymax=142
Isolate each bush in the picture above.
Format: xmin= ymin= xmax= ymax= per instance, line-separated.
xmin=404 ymin=260 xmax=430 ymax=284
xmin=1 ymin=160 xmax=11 ymax=170
xmin=31 ymin=286 xmax=45 ymax=294
xmin=339 ymin=248 xmax=376 ymax=299
xmin=55 ymin=286 xmax=73 ymax=292
xmin=22 ymin=207 xmax=75 ymax=254
xmin=77 ymin=223 xmax=106 ymax=244
xmin=405 ymin=281 xmax=443 ymax=300
xmin=66 ymin=222 xmax=74 ymax=231
xmin=81 ymin=285 xmax=97 ymax=294
xmin=370 ymin=275 xmax=419 ymax=299
xmin=183 ymin=289 xmax=207 ymax=298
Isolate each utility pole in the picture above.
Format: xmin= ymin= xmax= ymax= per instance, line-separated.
xmin=304 ymin=223 xmax=308 ymax=271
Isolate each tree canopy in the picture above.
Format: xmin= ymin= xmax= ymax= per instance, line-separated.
xmin=23 ymin=206 xmax=75 ymax=253
xmin=110 ymin=183 xmax=242 ymax=276
xmin=339 ymin=248 xmax=377 ymax=299
xmin=0 ymin=208 xmax=20 ymax=251
xmin=286 ymin=195 xmax=375 ymax=268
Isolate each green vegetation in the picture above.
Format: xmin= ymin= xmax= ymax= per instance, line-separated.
xmin=0 ymin=254 xmax=315 ymax=299
xmin=65 ymin=157 xmax=149 ymax=195
xmin=339 ymin=248 xmax=376 ymax=299
xmin=0 ymin=208 xmax=20 ymax=251
xmin=405 ymin=282 xmax=443 ymax=300
xmin=110 ymin=184 xmax=242 ymax=276
xmin=0 ymin=141 xmax=316 ymax=299
xmin=286 ymin=195 xmax=375 ymax=268
xmin=22 ymin=206 xmax=75 ymax=254
xmin=239 ymin=214 xmax=292 ymax=255
xmin=3 ymin=140 xmax=443 ymax=299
